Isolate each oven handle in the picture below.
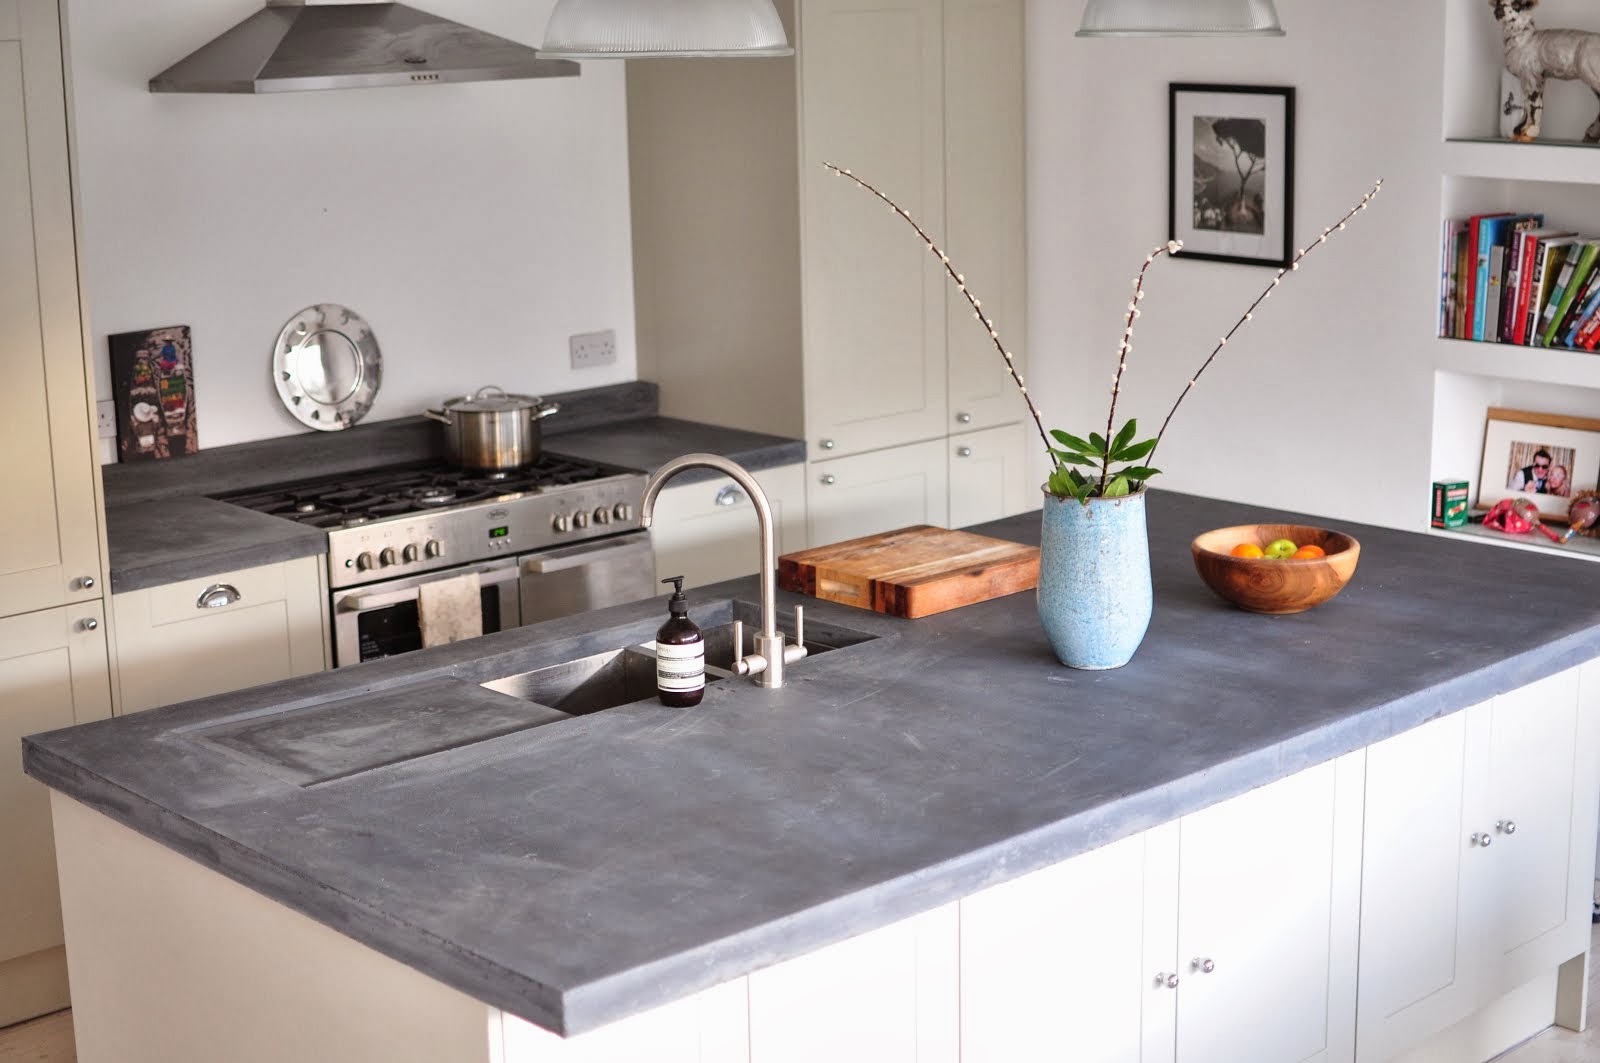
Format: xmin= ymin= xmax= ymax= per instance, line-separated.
xmin=338 ymin=565 xmax=522 ymax=613
xmin=521 ymin=533 xmax=652 ymax=575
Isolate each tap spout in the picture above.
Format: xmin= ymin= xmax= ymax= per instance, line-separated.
xmin=639 ymin=453 xmax=801 ymax=687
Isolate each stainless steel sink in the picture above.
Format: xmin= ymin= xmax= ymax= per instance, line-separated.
xmin=482 ymin=601 xmax=878 ymax=716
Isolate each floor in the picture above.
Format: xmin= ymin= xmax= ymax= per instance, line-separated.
xmin=0 ymin=927 xmax=1597 ymax=1063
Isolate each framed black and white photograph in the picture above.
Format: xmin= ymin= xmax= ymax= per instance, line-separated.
xmin=1477 ymin=407 xmax=1600 ymax=520
xmin=1169 ymin=83 xmax=1295 ymax=267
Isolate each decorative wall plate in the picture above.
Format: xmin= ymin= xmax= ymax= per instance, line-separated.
xmin=272 ymin=303 xmax=382 ymax=431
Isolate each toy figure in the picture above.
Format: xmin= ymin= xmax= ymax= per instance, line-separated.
xmin=1492 ymin=0 xmax=1600 ymax=142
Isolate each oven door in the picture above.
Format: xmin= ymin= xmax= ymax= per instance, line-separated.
xmin=331 ymin=557 xmax=521 ymax=668
xmin=519 ymin=531 xmax=656 ymax=625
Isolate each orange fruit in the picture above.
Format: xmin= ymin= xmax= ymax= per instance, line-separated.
xmin=1292 ymin=544 xmax=1326 ymax=559
xmin=1231 ymin=542 xmax=1265 ymax=558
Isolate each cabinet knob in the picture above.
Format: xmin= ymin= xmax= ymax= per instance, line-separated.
xmin=76 ymin=575 xmax=96 ymax=590
xmin=820 ymin=438 xmax=836 ymax=450
xmin=1497 ymin=819 xmax=1517 ymax=835
xmin=715 ymin=486 xmax=746 ymax=507
xmin=77 ymin=617 xmax=98 ymax=632
xmin=1192 ymin=957 xmax=1216 ymax=974
xmin=1471 ymin=831 xmax=1492 ymax=848
xmin=956 ymin=411 xmax=973 ymax=424
xmin=820 ymin=474 xmax=836 ymax=486
xmin=956 ymin=446 xmax=973 ymax=458
xmin=1157 ymin=972 xmax=1180 ymax=989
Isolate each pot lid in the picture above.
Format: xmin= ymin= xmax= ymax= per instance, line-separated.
xmin=445 ymin=385 xmax=543 ymax=413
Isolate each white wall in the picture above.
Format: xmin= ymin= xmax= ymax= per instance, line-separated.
xmin=1025 ymin=1 xmax=1444 ymax=530
xmin=64 ymin=0 xmax=637 ymax=456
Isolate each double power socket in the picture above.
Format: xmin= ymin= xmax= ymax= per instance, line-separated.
xmin=569 ymin=329 xmax=617 ymax=370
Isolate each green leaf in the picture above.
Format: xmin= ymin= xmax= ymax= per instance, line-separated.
xmin=1053 ymin=453 xmax=1098 ymax=467
xmin=1104 ymin=475 xmax=1130 ymax=497
xmin=1111 ymin=437 xmax=1158 ymax=463
xmin=1088 ymin=432 xmax=1108 ymax=455
xmin=1110 ymin=419 xmax=1138 ymax=455
xmin=1117 ymin=466 xmax=1162 ymax=481
xmin=1049 ymin=429 xmax=1094 ymax=453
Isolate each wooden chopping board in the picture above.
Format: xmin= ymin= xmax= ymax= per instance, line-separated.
xmin=777 ymin=525 xmax=1039 ymax=619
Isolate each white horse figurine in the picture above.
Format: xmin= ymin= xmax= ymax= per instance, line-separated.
xmin=1492 ymin=0 xmax=1600 ymax=142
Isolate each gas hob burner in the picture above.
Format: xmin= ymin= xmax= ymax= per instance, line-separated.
xmin=294 ymin=501 xmax=320 ymax=514
xmin=408 ymin=486 xmax=458 ymax=506
xmin=339 ymin=514 xmax=371 ymax=527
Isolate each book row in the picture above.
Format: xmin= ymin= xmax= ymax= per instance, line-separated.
xmin=1439 ymin=212 xmax=1600 ymax=351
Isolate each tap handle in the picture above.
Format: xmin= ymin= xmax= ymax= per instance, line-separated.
xmin=793 ymin=605 xmax=805 ymax=651
xmin=731 ymin=619 xmax=744 ymax=671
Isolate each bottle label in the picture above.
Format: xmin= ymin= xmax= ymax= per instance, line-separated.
xmin=657 ymin=641 xmax=705 ymax=692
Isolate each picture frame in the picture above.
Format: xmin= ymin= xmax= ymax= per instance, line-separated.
xmin=1476 ymin=407 xmax=1600 ymax=520
xmin=1169 ymin=83 xmax=1295 ymax=268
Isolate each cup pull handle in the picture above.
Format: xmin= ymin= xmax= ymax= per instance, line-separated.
xmin=197 ymin=583 xmax=243 ymax=610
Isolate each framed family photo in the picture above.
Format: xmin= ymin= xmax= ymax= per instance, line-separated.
xmin=1476 ymin=407 xmax=1600 ymax=520
xmin=1169 ymin=83 xmax=1295 ymax=267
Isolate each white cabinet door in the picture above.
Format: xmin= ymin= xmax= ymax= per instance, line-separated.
xmin=943 ymin=0 xmax=1026 ymax=434
xmin=960 ymin=831 xmax=1149 ymax=1063
xmin=1173 ymin=757 xmax=1360 ymax=1063
xmin=749 ymin=904 xmax=957 ymax=1063
xmin=499 ymin=980 xmax=749 ymax=1063
xmin=650 ymin=465 xmax=807 ymax=588
xmin=0 ymin=602 xmax=111 ymax=1024
xmin=807 ymin=439 xmax=948 ymax=546
xmin=948 ymin=423 xmax=1030 ymax=529
xmin=798 ymin=0 xmax=947 ymax=458
xmin=112 ymin=557 xmax=328 ymax=714
xmin=1478 ymin=667 xmax=1594 ymax=996
xmin=1356 ymin=710 xmax=1479 ymax=1062
xmin=0 ymin=0 xmax=101 ymax=617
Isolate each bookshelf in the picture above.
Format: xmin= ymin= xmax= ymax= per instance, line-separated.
xmin=1432 ymin=0 xmax=1600 ymax=562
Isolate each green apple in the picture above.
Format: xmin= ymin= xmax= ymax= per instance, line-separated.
xmin=1264 ymin=538 xmax=1298 ymax=559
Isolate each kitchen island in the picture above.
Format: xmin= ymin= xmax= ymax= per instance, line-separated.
xmin=23 ymin=490 xmax=1600 ymax=1063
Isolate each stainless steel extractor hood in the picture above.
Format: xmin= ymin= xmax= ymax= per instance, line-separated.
xmin=149 ymin=1 xmax=580 ymax=94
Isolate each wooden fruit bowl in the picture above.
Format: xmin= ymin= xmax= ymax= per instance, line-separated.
xmin=1190 ymin=524 xmax=1360 ymax=615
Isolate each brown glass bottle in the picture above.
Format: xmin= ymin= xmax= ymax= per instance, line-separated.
xmin=656 ymin=576 xmax=705 ymax=707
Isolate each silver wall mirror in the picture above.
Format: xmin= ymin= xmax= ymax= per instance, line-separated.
xmin=273 ymin=303 xmax=382 ymax=431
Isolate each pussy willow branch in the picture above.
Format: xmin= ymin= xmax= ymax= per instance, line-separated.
xmin=1101 ymin=241 xmax=1181 ymax=494
xmin=1150 ymin=178 xmax=1385 ymax=461
xmin=823 ymin=162 xmax=1055 ymax=467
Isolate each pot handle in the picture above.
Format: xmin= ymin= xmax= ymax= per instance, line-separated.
xmin=532 ymin=402 xmax=561 ymax=420
xmin=423 ymin=408 xmax=452 ymax=424
xmin=475 ymin=385 xmax=509 ymax=401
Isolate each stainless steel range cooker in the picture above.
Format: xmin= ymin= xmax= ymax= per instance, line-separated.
xmin=218 ymin=453 xmax=653 ymax=667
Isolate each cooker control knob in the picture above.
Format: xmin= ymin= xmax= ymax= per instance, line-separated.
xmin=425 ymin=539 xmax=443 ymax=558
xmin=613 ymin=502 xmax=633 ymax=522
xmin=379 ymin=547 xmax=398 ymax=567
xmin=593 ymin=506 xmax=611 ymax=525
xmin=402 ymin=543 xmax=420 ymax=563
xmin=552 ymin=514 xmax=571 ymax=533
xmin=573 ymin=511 xmax=590 ymax=530
xmin=356 ymin=551 xmax=376 ymax=571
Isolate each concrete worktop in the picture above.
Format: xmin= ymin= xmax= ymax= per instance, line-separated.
xmin=100 ymin=381 xmax=804 ymax=592
xmin=26 ymin=490 xmax=1600 ymax=1036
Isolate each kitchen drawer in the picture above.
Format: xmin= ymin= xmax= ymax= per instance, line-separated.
xmin=112 ymin=556 xmax=328 ymax=714
xmin=651 ymin=464 xmax=807 ymax=589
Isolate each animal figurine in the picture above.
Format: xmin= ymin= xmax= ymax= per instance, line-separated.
xmin=1491 ymin=0 xmax=1600 ymax=142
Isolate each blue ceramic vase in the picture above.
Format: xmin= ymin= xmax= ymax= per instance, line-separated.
xmin=1037 ymin=490 xmax=1152 ymax=670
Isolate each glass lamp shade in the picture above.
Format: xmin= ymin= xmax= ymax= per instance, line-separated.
xmin=1076 ymin=0 xmax=1284 ymax=37
xmin=540 ymin=0 xmax=794 ymax=58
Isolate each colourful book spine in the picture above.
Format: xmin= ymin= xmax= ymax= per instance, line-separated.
xmin=1558 ymin=259 xmax=1600 ymax=346
xmin=1544 ymin=240 xmax=1600 ymax=346
xmin=1463 ymin=212 xmax=1511 ymax=340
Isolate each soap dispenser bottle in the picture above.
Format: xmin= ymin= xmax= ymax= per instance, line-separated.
xmin=656 ymin=576 xmax=705 ymax=707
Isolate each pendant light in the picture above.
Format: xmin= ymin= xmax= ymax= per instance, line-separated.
xmin=539 ymin=0 xmax=793 ymax=58
xmin=1076 ymin=0 xmax=1284 ymax=37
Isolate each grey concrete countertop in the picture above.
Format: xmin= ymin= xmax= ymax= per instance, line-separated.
xmin=548 ymin=416 xmax=806 ymax=484
xmin=100 ymin=381 xmax=803 ymax=591
xmin=104 ymin=497 xmax=328 ymax=594
xmin=27 ymin=490 xmax=1600 ymax=1036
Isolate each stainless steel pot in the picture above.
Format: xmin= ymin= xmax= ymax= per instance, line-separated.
xmin=424 ymin=386 xmax=560 ymax=471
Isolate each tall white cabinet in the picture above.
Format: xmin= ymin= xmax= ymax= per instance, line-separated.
xmin=0 ymin=0 xmax=112 ymax=1026
xmin=629 ymin=0 xmax=1030 ymax=549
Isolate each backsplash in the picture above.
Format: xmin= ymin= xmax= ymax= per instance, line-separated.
xmin=66 ymin=0 xmax=640 ymax=462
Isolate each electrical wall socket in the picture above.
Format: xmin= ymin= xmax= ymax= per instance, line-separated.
xmin=569 ymin=329 xmax=617 ymax=370
xmin=96 ymin=399 xmax=117 ymax=439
